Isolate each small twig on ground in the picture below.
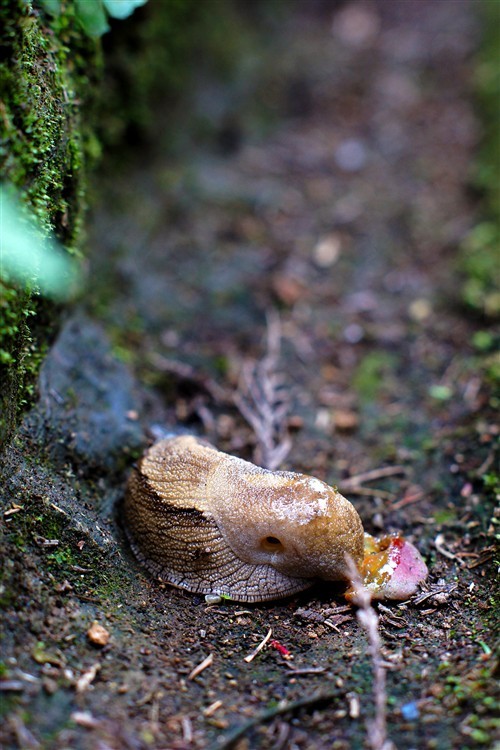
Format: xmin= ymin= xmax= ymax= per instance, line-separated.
xmin=207 ymin=689 xmax=342 ymax=750
xmin=344 ymin=555 xmax=394 ymax=750
xmin=340 ymin=466 xmax=407 ymax=489
xmin=234 ymin=311 xmax=292 ymax=470
xmin=148 ymin=353 xmax=229 ymax=403
xmin=467 ymin=547 xmax=495 ymax=568
xmin=284 ymin=664 xmax=327 ymax=676
xmin=475 ymin=449 xmax=495 ymax=477
xmin=273 ymin=721 xmax=291 ymax=750
xmin=243 ymin=628 xmax=273 ymax=663
xmin=204 ymin=700 xmax=224 ymax=717
xmin=341 ymin=486 xmax=395 ymax=501
xmin=188 ymin=653 xmax=213 ymax=680
xmin=340 ymin=466 xmax=407 ymax=502
xmin=181 ymin=716 xmax=193 ymax=743
xmin=413 ymin=580 xmax=458 ymax=606
xmin=9 ymin=715 xmax=40 ymax=750
xmin=76 ymin=663 xmax=101 ymax=693
xmin=389 ymin=489 xmax=424 ymax=510
xmin=434 ymin=533 xmax=467 ymax=567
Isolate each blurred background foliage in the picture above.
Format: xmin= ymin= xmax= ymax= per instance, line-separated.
xmin=40 ymin=0 xmax=149 ymax=37
xmin=0 ymin=0 xmax=498 ymax=447
xmin=459 ymin=0 xmax=500 ymax=321
xmin=0 ymin=0 xmax=279 ymax=446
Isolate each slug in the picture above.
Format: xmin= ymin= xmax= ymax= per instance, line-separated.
xmin=123 ymin=435 xmax=364 ymax=602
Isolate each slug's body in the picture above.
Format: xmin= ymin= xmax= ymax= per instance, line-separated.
xmin=124 ymin=436 xmax=364 ymax=602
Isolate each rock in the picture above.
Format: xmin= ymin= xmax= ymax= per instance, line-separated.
xmin=86 ymin=622 xmax=110 ymax=647
xmin=38 ymin=314 xmax=146 ymax=473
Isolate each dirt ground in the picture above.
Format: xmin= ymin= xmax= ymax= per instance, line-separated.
xmin=1 ymin=1 xmax=498 ymax=749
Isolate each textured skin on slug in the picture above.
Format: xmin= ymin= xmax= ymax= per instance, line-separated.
xmin=123 ymin=436 xmax=364 ymax=602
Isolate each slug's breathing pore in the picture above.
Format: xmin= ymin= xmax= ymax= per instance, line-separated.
xmin=124 ymin=436 xmax=364 ymax=602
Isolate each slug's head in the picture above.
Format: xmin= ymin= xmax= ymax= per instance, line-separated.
xmin=209 ymin=463 xmax=364 ymax=583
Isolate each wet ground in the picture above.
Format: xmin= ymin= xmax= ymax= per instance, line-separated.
xmin=1 ymin=1 xmax=498 ymax=749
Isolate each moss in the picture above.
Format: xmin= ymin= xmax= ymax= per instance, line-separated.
xmin=458 ymin=0 xmax=500 ymax=319
xmin=2 ymin=491 xmax=129 ymax=604
xmin=0 ymin=0 xmax=101 ymax=447
xmin=443 ymin=663 xmax=499 ymax=748
xmin=352 ymin=351 xmax=399 ymax=404
xmin=98 ymin=0 xmax=202 ymax=146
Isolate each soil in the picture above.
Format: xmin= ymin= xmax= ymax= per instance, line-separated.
xmin=1 ymin=1 xmax=498 ymax=749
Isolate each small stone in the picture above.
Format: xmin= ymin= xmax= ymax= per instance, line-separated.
xmin=409 ymin=298 xmax=432 ymax=321
xmin=287 ymin=415 xmax=304 ymax=431
xmin=312 ymin=234 xmax=341 ymax=267
xmin=347 ymin=693 xmax=360 ymax=719
xmin=334 ymin=139 xmax=367 ymax=172
xmin=42 ymin=677 xmax=58 ymax=695
xmin=333 ymin=409 xmax=359 ymax=432
xmin=86 ymin=622 xmax=110 ymax=647
xmin=343 ymin=323 xmax=364 ymax=343
xmin=332 ymin=4 xmax=380 ymax=48
xmin=71 ymin=711 xmax=100 ymax=728
xmin=55 ymin=580 xmax=73 ymax=593
xmin=272 ymin=274 xmax=307 ymax=305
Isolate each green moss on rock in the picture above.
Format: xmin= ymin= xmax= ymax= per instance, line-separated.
xmin=0 ymin=0 xmax=101 ymax=446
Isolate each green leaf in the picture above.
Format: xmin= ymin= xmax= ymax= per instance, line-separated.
xmin=103 ymin=0 xmax=148 ymax=20
xmin=428 ymin=385 xmax=453 ymax=401
xmin=75 ymin=0 xmax=110 ymax=36
xmin=0 ymin=186 xmax=80 ymax=301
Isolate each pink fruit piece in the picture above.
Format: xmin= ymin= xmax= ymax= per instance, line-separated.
xmin=346 ymin=533 xmax=428 ymax=601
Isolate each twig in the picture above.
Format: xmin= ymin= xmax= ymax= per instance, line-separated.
xmin=9 ymin=716 xmax=40 ymax=750
xmin=273 ymin=721 xmax=291 ymax=750
xmin=413 ymin=581 xmax=458 ymax=606
xmin=434 ymin=534 xmax=466 ymax=567
xmin=207 ymin=689 xmax=342 ymax=750
xmin=467 ymin=548 xmax=495 ymax=569
xmin=244 ymin=628 xmax=273 ymax=663
xmin=0 ymin=681 xmax=25 ymax=691
xmin=204 ymin=700 xmax=224 ymax=717
xmin=188 ymin=653 xmax=213 ymax=680
xmin=149 ymin=353 xmax=229 ymax=403
xmin=341 ymin=486 xmax=395 ymax=501
xmin=76 ymin=663 xmax=101 ymax=693
xmin=182 ymin=716 xmax=193 ymax=743
xmin=344 ymin=556 xmax=393 ymax=750
xmin=324 ymin=614 xmax=353 ymax=632
xmin=475 ymin=449 xmax=494 ymax=478
xmin=284 ymin=664 xmax=327 ymax=676
xmin=340 ymin=466 xmax=407 ymax=489
xmin=234 ymin=311 xmax=292 ymax=471
xmin=389 ymin=489 xmax=424 ymax=510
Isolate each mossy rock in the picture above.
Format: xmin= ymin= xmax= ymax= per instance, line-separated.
xmin=0 ymin=0 xmax=100 ymax=447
